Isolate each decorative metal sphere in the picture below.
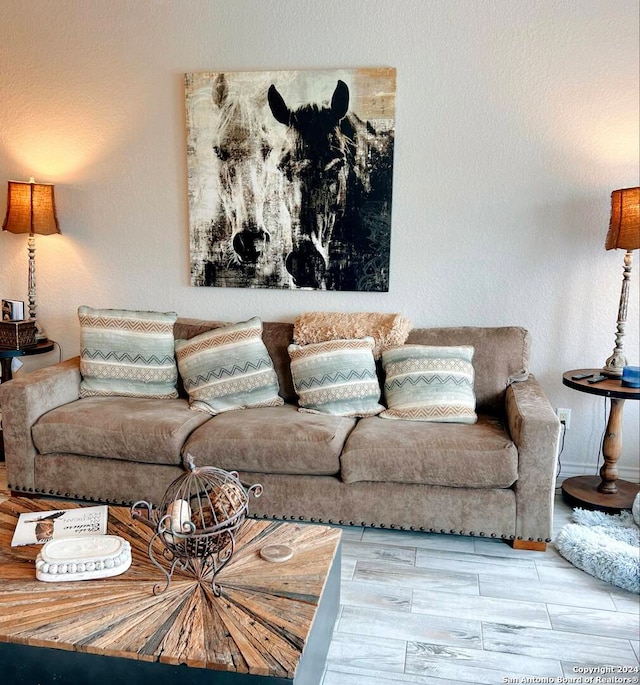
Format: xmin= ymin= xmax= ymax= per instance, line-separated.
xmin=131 ymin=455 xmax=262 ymax=595
xmin=157 ymin=457 xmax=262 ymax=558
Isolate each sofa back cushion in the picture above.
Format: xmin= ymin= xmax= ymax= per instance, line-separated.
xmin=405 ymin=327 xmax=530 ymax=415
xmin=174 ymin=319 xmax=530 ymax=414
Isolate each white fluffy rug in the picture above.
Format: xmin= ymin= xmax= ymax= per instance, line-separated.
xmin=555 ymin=495 xmax=640 ymax=594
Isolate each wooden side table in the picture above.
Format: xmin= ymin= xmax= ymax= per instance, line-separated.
xmin=0 ymin=340 xmax=56 ymax=461
xmin=0 ymin=339 xmax=55 ymax=383
xmin=561 ymin=369 xmax=640 ymax=513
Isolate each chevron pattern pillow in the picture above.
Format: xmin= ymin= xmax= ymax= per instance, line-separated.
xmin=175 ymin=317 xmax=283 ymax=415
xmin=288 ymin=337 xmax=383 ymax=417
xmin=79 ymin=306 xmax=178 ymax=399
xmin=380 ymin=345 xmax=477 ymax=423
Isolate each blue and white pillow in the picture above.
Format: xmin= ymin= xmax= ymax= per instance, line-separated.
xmin=175 ymin=317 xmax=283 ymax=415
xmin=381 ymin=345 xmax=477 ymax=423
xmin=288 ymin=337 xmax=383 ymax=417
xmin=79 ymin=306 xmax=178 ymax=399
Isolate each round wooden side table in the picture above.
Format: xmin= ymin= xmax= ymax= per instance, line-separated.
xmin=561 ymin=369 xmax=640 ymax=513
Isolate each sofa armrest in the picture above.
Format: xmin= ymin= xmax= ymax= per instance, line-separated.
xmin=505 ymin=374 xmax=561 ymax=543
xmin=0 ymin=357 xmax=81 ymax=491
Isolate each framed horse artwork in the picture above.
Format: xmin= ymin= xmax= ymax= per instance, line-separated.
xmin=185 ymin=68 xmax=396 ymax=292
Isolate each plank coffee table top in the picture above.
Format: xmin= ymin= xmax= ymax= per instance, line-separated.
xmin=0 ymin=497 xmax=342 ymax=684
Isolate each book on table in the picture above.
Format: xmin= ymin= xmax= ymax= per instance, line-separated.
xmin=11 ymin=505 xmax=108 ymax=547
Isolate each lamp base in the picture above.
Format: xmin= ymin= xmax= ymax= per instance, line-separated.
xmin=33 ymin=320 xmax=48 ymax=343
xmin=603 ymin=250 xmax=633 ymax=378
xmin=602 ymin=358 xmax=626 ymax=378
xmin=602 ymin=370 xmax=624 ymax=378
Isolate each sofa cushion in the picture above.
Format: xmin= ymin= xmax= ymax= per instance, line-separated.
xmin=183 ymin=403 xmax=356 ymax=475
xmin=340 ymin=415 xmax=518 ymax=488
xmin=78 ymin=306 xmax=179 ymax=399
xmin=288 ymin=337 xmax=383 ymax=417
xmin=32 ymin=397 xmax=210 ymax=465
xmin=175 ymin=317 xmax=284 ymax=416
xmin=405 ymin=326 xmax=530 ymax=415
xmin=380 ymin=345 xmax=477 ymax=423
xmin=173 ymin=319 xmax=298 ymax=403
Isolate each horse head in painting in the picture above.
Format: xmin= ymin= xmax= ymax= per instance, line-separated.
xmin=211 ymin=73 xmax=276 ymax=267
xmin=268 ymin=79 xmax=394 ymax=290
xmin=268 ymin=80 xmax=351 ymax=288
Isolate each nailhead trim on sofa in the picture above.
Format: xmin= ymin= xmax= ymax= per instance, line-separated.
xmin=7 ymin=483 xmax=552 ymax=544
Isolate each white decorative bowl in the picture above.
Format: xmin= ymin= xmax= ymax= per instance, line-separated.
xmin=35 ymin=535 xmax=131 ymax=582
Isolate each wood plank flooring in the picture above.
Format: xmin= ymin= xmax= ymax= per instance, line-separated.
xmin=0 ymin=466 xmax=638 ymax=684
xmin=322 ymin=495 xmax=639 ymax=685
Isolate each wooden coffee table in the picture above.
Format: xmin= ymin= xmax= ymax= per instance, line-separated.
xmin=0 ymin=498 xmax=341 ymax=684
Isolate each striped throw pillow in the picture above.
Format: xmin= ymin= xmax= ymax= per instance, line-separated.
xmin=175 ymin=317 xmax=283 ymax=415
xmin=79 ymin=306 xmax=178 ymax=399
xmin=380 ymin=345 xmax=477 ymax=423
xmin=288 ymin=337 xmax=383 ymax=417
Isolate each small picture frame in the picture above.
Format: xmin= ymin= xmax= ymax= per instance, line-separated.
xmin=1 ymin=299 xmax=25 ymax=322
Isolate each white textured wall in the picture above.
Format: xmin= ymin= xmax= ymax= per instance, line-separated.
xmin=1 ymin=0 xmax=638 ymax=479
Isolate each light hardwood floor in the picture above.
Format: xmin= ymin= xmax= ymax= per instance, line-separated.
xmin=0 ymin=465 xmax=637 ymax=684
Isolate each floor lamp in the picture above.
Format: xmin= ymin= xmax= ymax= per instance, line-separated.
xmin=2 ymin=177 xmax=60 ymax=341
xmin=602 ymin=187 xmax=640 ymax=377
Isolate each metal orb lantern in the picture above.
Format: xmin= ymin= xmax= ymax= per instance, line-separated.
xmin=131 ymin=456 xmax=262 ymax=595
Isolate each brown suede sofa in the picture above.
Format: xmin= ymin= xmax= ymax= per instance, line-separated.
xmin=0 ymin=318 xmax=560 ymax=550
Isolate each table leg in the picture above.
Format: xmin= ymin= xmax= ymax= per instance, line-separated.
xmin=561 ymin=395 xmax=639 ymax=512
xmin=598 ymin=398 xmax=624 ymax=494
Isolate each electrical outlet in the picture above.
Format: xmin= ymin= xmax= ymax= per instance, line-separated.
xmin=557 ymin=408 xmax=571 ymax=429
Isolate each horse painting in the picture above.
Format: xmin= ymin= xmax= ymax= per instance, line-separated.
xmin=186 ymin=69 xmax=395 ymax=291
